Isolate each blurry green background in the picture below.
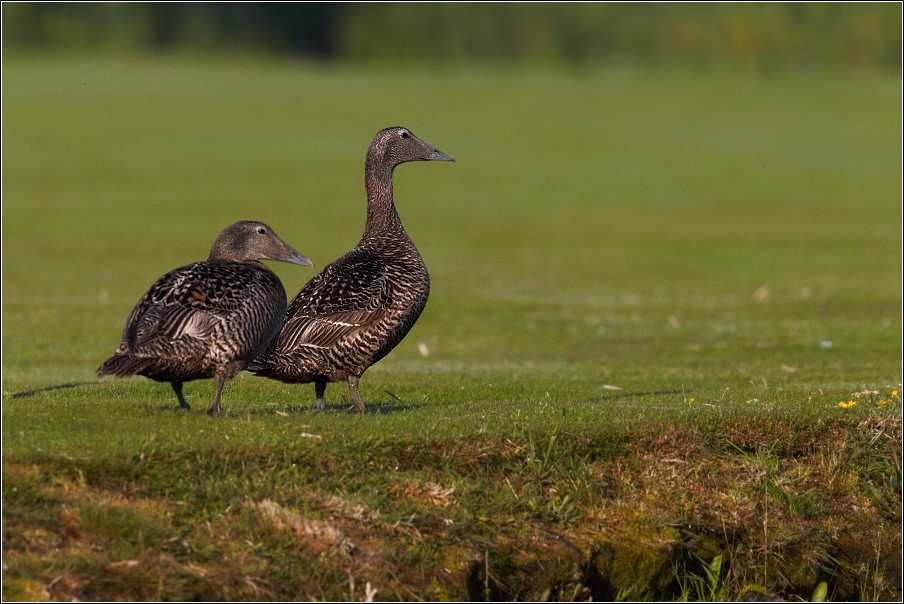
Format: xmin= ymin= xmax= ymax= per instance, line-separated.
xmin=2 ymin=3 xmax=901 ymax=396
xmin=3 ymin=2 xmax=901 ymax=71
xmin=2 ymin=7 xmax=901 ymax=600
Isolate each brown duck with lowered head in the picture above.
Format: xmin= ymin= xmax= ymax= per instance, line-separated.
xmin=249 ymin=127 xmax=454 ymax=410
xmin=98 ymin=221 xmax=313 ymax=416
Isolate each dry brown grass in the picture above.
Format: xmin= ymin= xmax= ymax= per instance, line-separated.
xmin=3 ymin=412 xmax=900 ymax=601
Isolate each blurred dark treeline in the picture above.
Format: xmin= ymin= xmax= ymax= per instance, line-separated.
xmin=3 ymin=2 xmax=901 ymax=71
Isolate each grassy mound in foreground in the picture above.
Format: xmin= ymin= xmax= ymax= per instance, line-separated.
xmin=3 ymin=388 xmax=900 ymax=600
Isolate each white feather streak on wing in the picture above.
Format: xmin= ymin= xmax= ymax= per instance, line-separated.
xmin=278 ymin=306 xmax=387 ymax=351
xmin=123 ymin=264 xmax=198 ymax=347
xmin=276 ymin=255 xmax=394 ymax=352
xmin=149 ymin=306 xmax=221 ymax=343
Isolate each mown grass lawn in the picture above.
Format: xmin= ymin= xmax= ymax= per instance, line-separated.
xmin=2 ymin=56 xmax=901 ymax=601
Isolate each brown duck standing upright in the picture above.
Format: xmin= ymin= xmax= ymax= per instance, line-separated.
xmin=98 ymin=221 xmax=313 ymax=416
xmin=249 ymin=127 xmax=454 ymax=410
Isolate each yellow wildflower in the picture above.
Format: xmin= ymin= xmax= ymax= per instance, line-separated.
xmin=878 ymin=400 xmax=889 ymax=406
xmin=689 ymin=398 xmax=695 ymax=403
xmin=837 ymin=401 xmax=857 ymax=409
xmin=893 ymin=390 xmax=899 ymax=397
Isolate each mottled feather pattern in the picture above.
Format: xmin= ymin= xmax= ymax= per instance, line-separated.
xmin=104 ymin=260 xmax=288 ymax=383
xmin=255 ymin=240 xmax=428 ymax=383
xmin=98 ymin=220 xmax=312 ymax=416
xmin=248 ymin=127 xmax=453 ymax=410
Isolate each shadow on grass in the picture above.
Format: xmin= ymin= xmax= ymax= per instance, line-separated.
xmin=7 ymin=381 xmax=98 ymax=399
xmin=325 ymin=388 xmax=427 ymax=414
xmin=277 ymin=401 xmax=427 ymax=415
xmin=585 ymin=389 xmax=688 ymax=403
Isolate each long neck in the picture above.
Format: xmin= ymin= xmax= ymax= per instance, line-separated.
xmin=363 ymin=157 xmax=404 ymax=239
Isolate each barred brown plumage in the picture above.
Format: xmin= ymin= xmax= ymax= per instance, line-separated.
xmin=248 ymin=127 xmax=454 ymax=410
xmin=97 ymin=221 xmax=313 ymax=416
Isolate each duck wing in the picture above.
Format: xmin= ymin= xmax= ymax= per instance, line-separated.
xmin=123 ymin=262 xmax=261 ymax=350
xmin=276 ymin=254 xmax=393 ymax=352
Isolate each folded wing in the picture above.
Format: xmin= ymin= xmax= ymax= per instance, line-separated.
xmin=276 ymin=255 xmax=393 ymax=353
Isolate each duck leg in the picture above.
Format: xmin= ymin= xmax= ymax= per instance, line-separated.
xmin=207 ymin=374 xmax=227 ymax=417
xmin=315 ymin=379 xmax=327 ymax=411
xmin=172 ymin=381 xmax=191 ymax=410
xmin=347 ymin=375 xmax=365 ymax=411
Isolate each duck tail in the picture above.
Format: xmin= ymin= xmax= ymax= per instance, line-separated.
xmin=97 ymin=353 xmax=150 ymax=378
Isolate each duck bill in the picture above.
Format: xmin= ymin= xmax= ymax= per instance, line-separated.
xmin=426 ymin=148 xmax=455 ymax=162
xmin=280 ymin=247 xmax=314 ymax=268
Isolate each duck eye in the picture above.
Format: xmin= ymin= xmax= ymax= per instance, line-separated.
xmin=400 ymin=132 xmax=409 ymax=139
xmin=257 ymin=227 xmax=266 ymax=234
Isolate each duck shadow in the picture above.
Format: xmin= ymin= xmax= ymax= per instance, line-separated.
xmin=7 ymin=381 xmax=98 ymax=399
xmin=583 ymin=389 xmax=688 ymax=403
xmin=280 ymin=401 xmax=426 ymax=415
xmin=360 ymin=401 xmax=426 ymax=415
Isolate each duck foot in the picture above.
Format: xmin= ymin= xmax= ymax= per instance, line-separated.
xmin=315 ymin=379 xmax=327 ymax=411
xmin=172 ymin=382 xmax=191 ymax=410
xmin=348 ymin=375 xmax=365 ymax=411
xmin=206 ymin=374 xmax=226 ymax=417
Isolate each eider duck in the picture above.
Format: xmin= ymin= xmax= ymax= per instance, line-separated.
xmin=249 ymin=127 xmax=454 ymax=410
xmin=98 ymin=221 xmax=313 ymax=417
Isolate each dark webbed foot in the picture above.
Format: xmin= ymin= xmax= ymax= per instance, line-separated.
xmin=172 ymin=382 xmax=191 ymax=410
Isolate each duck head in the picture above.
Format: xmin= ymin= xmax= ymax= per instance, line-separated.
xmin=367 ymin=127 xmax=455 ymax=170
xmin=209 ymin=221 xmax=313 ymax=267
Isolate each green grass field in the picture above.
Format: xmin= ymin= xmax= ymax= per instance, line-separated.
xmin=3 ymin=56 xmax=901 ymax=601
